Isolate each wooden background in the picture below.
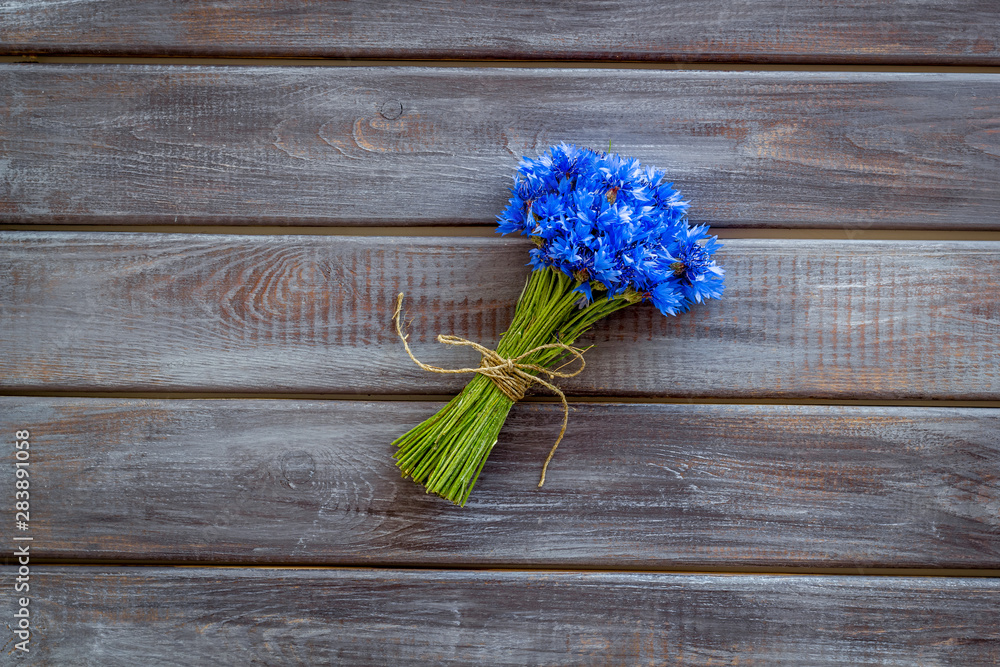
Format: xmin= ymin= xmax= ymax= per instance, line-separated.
xmin=2 ymin=2 xmax=999 ymax=664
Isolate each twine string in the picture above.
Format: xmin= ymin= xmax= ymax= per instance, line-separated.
xmin=392 ymin=293 xmax=585 ymax=487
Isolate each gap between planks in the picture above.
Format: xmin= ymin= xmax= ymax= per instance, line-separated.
xmin=4 ymin=224 xmax=1000 ymax=241
xmin=3 ymin=55 xmax=1000 ymax=74
xmin=12 ymin=561 xmax=1000 ymax=579
xmin=3 ymin=390 xmax=1000 ymax=408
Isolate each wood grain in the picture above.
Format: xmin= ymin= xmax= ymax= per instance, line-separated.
xmin=3 ymin=65 xmax=1000 ymax=229
xmin=3 ymin=233 xmax=999 ymax=400
xmin=1 ymin=1 xmax=998 ymax=65
xmin=9 ymin=566 xmax=1000 ymax=665
xmin=2 ymin=397 xmax=997 ymax=567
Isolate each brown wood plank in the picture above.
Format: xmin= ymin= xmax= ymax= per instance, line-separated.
xmin=3 ymin=233 xmax=999 ymax=400
xmin=2 ymin=65 xmax=1000 ymax=229
xmin=8 ymin=566 xmax=1000 ymax=664
xmin=3 ymin=397 xmax=998 ymax=567
xmin=1 ymin=1 xmax=998 ymax=65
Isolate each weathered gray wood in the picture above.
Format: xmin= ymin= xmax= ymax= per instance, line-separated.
xmin=2 ymin=397 xmax=997 ymax=567
xmin=3 ymin=233 xmax=999 ymax=399
xmin=8 ymin=566 xmax=1000 ymax=665
xmin=1 ymin=1 xmax=998 ymax=65
xmin=2 ymin=66 xmax=1000 ymax=229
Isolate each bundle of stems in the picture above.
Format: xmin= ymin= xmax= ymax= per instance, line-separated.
xmin=392 ymin=266 xmax=633 ymax=506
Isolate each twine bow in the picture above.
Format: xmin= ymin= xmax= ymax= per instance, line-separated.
xmin=392 ymin=293 xmax=586 ymax=487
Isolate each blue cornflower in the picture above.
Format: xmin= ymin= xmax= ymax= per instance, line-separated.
xmin=665 ymin=224 xmax=726 ymax=304
xmin=651 ymin=281 xmax=685 ymax=317
xmin=497 ymin=144 xmax=724 ymax=316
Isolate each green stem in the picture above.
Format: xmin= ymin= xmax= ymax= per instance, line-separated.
xmin=392 ymin=267 xmax=634 ymax=505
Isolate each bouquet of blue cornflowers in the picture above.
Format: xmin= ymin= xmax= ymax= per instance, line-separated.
xmin=392 ymin=143 xmax=724 ymax=505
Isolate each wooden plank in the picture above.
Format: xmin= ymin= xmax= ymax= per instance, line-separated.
xmin=2 ymin=66 xmax=1000 ymax=229
xmin=3 ymin=233 xmax=999 ymax=400
xmin=8 ymin=566 xmax=1000 ymax=664
xmin=1 ymin=1 xmax=998 ymax=65
xmin=3 ymin=397 xmax=998 ymax=567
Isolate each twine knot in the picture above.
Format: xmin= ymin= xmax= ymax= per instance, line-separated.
xmin=392 ymin=293 xmax=586 ymax=487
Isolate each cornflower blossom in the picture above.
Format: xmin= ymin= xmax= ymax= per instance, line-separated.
xmin=497 ymin=143 xmax=724 ymax=315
